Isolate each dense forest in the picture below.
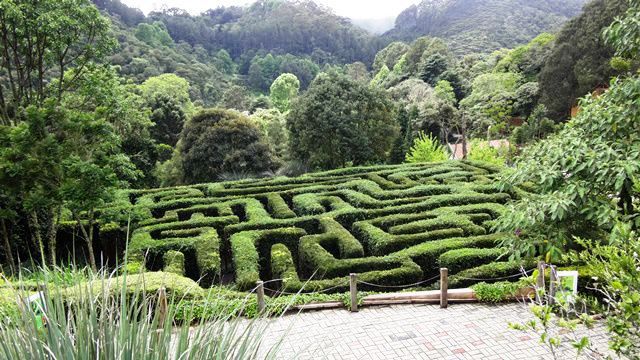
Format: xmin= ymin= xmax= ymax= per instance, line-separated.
xmin=385 ymin=0 xmax=589 ymax=54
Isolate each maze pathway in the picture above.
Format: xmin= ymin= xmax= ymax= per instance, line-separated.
xmin=122 ymin=161 xmax=523 ymax=292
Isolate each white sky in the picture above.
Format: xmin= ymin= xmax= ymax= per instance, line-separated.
xmin=121 ymin=0 xmax=420 ymax=20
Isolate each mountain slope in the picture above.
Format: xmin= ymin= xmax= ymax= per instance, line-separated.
xmin=148 ymin=0 xmax=380 ymax=64
xmin=385 ymin=0 xmax=588 ymax=54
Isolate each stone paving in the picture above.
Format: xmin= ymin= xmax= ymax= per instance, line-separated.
xmin=259 ymin=303 xmax=614 ymax=359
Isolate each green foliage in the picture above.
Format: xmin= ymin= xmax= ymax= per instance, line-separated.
xmin=373 ymin=42 xmax=410 ymax=72
xmin=0 ymin=268 xmax=280 ymax=359
xmin=179 ymin=109 xmax=278 ymax=184
xmin=439 ymin=247 xmax=505 ymax=274
xmin=269 ymin=73 xmax=300 ymax=113
xmin=63 ymin=66 xmax=157 ymax=188
xmin=135 ymin=21 xmax=173 ymax=47
xmin=149 ymin=0 xmax=377 ymax=64
xmin=573 ymin=224 xmax=640 ymax=358
xmin=405 ymin=132 xmax=448 ymax=163
xmin=509 ymin=301 xmax=597 ymax=359
xmin=603 ymin=0 xmax=640 ymax=60
xmin=149 ymin=94 xmax=186 ymax=148
xmin=139 ymin=74 xmax=193 ymax=115
xmin=221 ymin=85 xmax=250 ymax=112
xmin=510 ymin=105 xmax=558 ymax=146
xmin=387 ymin=0 xmax=585 ymax=55
xmin=287 ymin=72 xmax=398 ymax=170
xmin=494 ymin=73 xmax=640 ymax=260
xmin=539 ymin=0 xmax=630 ymax=120
xmin=106 ymin=161 xmax=513 ymax=293
xmin=247 ymin=53 xmax=319 ymax=92
xmin=450 ymin=260 xmax=535 ymax=288
xmin=0 ymin=0 xmax=115 ymax=124
xmin=370 ymin=65 xmax=391 ymax=88
xmin=467 ymin=140 xmax=508 ymax=166
xmin=471 ymin=280 xmax=526 ymax=303
xmin=163 ymin=250 xmax=186 ymax=275
xmin=250 ymin=109 xmax=288 ymax=160
xmin=388 ymin=108 xmax=413 ymax=165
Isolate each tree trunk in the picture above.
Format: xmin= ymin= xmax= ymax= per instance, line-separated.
xmin=461 ymin=125 xmax=468 ymax=159
xmin=46 ymin=206 xmax=61 ymax=266
xmin=0 ymin=218 xmax=15 ymax=274
xmin=28 ymin=210 xmax=46 ymax=267
xmin=75 ymin=211 xmax=97 ymax=272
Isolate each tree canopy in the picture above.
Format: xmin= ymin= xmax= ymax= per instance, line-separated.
xmin=287 ymin=72 xmax=398 ymax=170
xmin=179 ymin=109 xmax=278 ymax=184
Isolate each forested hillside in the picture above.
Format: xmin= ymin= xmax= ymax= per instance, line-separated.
xmin=97 ymin=0 xmax=381 ymax=64
xmin=385 ymin=0 xmax=589 ymax=54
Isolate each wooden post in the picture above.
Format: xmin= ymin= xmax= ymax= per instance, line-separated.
xmin=549 ymin=265 xmax=558 ymax=304
xmin=256 ymin=281 xmax=266 ymax=313
xmin=157 ymin=287 xmax=168 ymax=328
xmin=349 ymin=273 xmax=358 ymax=312
xmin=440 ymin=268 xmax=448 ymax=309
xmin=535 ymin=261 xmax=546 ymax=304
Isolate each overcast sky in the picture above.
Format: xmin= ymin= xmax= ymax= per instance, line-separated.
xmin=121 ymin=0 xmax=420 ymax=19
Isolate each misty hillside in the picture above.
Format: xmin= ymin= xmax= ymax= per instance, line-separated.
xmin=385 ymin=0 xmax=588 ymax=54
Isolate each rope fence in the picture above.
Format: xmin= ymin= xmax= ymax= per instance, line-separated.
xmin=453 ymin=268 xmax=536 ymax=282
xmin=251 ymin=266 xmax=541 ymax=313
xmin=356 ymin=274 xmax=441 ymax=289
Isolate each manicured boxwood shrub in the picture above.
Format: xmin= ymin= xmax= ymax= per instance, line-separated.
xmin=63 ymin=272 xmax=206 ymax=300
xmin=449 ymin=260 xmax=537 ymax=288
xmin=438 ymin=247 xmax=506 ymax=274
xmin=266 ymin=193 xmax=297 ymax=219
xmin=163 ymin=250 xmax=186 ymax=275
xmin=230 ymin=227 xmax=307 ymax=290
xmin=394 ymin=234 xmax=504 ymax=275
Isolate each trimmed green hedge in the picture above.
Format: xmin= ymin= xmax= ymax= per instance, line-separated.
xmin=230 ymin=227 xmax=307 ymax=290
xmin=438 ymin=247 xmax=506 ymax=274
xmin=163 ymin=250 xmax=185 ymax=275
xmin=394 ymin=234 xmax=504 ymax=275
xmin=450 ymin=260 xmax=537 ymax=288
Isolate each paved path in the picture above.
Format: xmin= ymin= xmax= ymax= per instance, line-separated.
xmin=260 ymin=303 xmax=613 ymax=359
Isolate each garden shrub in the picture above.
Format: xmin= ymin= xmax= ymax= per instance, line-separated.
xmin=471 ymin=281 xmax=527 ymax=303
xmin=438 ymin=247 xmax=506 ymax=274
xmin=163 ymin=250 xmax=185 ymax=275
xmin=405 ymin=132 xmax=449 ymax=163
xmin=449 ymin=260 xmax=537 ymax=288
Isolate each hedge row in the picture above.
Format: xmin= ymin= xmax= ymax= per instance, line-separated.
xmin=438 ymin=247 xmax=506 ymax=274
xmin=394 ymin=234 xmax=504 ymax=275
xmin=230 ymin=227 xmax=307 ymax=290
xmin=449 ymin=259 xmax=537 ymax=288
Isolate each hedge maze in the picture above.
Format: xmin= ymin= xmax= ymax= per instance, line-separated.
xmin=121 ymin=161 xmax=525 ymax=293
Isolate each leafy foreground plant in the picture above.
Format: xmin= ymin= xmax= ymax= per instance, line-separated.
xmin=508 ymin=268 xmax=601 ymax=360
xmin=0 ymin=268 xmax=284 ymax=360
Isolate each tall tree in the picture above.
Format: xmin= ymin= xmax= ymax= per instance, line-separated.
xmin=538 ymin=0 xmax=629 ymax=120
xmin=179 ymin=109 xmax=277 ymax=184
xmin=287 ymin=72 xmax=398 ymax=170
xmin=0 ymin=0 xmax=114 ymax=125
xmin=270 ymin=73 xmax=300 ymax=113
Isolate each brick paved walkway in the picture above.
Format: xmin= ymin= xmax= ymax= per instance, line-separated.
xmin=259 ymin=303 xmax=613 ymax=359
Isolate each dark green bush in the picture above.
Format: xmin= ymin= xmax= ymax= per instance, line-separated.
xmin=438 ymin=247 xmax=506 ymax=274
xmin=450 ymin=260 xmax=537 ymax=288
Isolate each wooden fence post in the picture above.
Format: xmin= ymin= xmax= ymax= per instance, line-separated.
xmin=440 ymin=268 xmax=448 ymax=309
xmin=157 ymin=287 xmax=168 ymax=329
xmin=549 ymin=265 xmax=558 ymax=304
xmin=536 ymin=261 xmax=546 ymax=304
xmin=256 ymin=281 xmax=266 ymax=313
xmin=349 ymin=273 xmax=358 ymax=312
